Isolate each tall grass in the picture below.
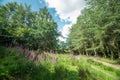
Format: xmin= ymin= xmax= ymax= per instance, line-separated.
xmin=0 ymin=46 xmax=120 ymax=80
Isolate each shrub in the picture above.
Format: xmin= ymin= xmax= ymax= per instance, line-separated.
xmin=0 ymin=46 xmax=7 ymax=58
xmin=78 ymin=64 xmax=90 ymax=80
xmin=36 ymin=63 xmax=52 ymax=80
xmin=53 ymin=64 xmax=69 ymax=80
xmin=78 ymin=63 xmax=98 ymax=80
xmin=9 ymin=60 xmax=35 ymax=79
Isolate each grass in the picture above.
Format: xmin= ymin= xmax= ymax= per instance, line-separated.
xmin=0 ymin=46 xmax=120 ymax=80
xmin=99 ymin=57 xmax=120 ymax=64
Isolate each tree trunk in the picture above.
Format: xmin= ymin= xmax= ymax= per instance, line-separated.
xmin=110 ymin=50 xmax=114 ymax=60
xmin=103 ymin=52 xmax=106 ymax=58
xmin=118 ymin=50 xmax=120 ymax=59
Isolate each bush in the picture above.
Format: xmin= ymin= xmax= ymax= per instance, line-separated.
xmin=53 ymin=64 xmax=69 ymax=80
xmin=78 ymin=64 xmax=90 ymax=80
xmin=78 ymin=63 xmax=98 ymax=80
xmin=36 ymin=63 xmax=52 ymax=80
xmin=0 ymin=46 xmax=7 ymax=58
xmin=9 ymin=61 xmax=36 ymax=80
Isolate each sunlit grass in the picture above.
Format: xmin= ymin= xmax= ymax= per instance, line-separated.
xmin=0 ymin=46 xmax=120 ymax=80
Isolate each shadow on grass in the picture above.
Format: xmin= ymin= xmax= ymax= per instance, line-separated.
xmin=53 ymin=65 xmax=80 ymax=80
xmin=116 ymin=70 xmax=120 ymax=80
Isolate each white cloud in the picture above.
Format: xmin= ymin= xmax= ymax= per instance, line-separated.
xmin=45 ymin=0 xmax=86 ymax=41
xmin=58 ymin=24 xmax=72 ymax=42
xmin=62 ymin=24 xmax=72 ymax=38
xmin=45 ymin=0 xmax=85 ymax=23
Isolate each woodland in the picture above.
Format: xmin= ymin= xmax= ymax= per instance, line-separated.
xmin=0 ymin=0 xmax=120 ymax=80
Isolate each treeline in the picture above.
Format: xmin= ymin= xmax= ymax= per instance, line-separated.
xmin=0 ymin=2 xmax=59 ymax=51
xmin=69 ymin=0 xmax=120 ymax=59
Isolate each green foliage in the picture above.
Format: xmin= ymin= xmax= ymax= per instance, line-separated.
xmin=78 ymin=64 xmax=90 ymax=80
xmin=0 ymin=2 xmax=59 ymax=51
xmin=10 ymin=61 xmax=36 ymax=80
xmin=0 ymin=46 xmax=120 ymax=80
xmin=0 ymin=46 xmax=27 ymax=80
xmin=58 ymin=41 xmax=70 ymax=53
xmin=0 ymin=46 xmax=51 ymax=80
xmin=53 ymin=64 xmax=69 ymax=80
xmin=0 ymin=46 xmax=6 ymax=58
xmin=69 ymin=0 xmax=120 ymax=59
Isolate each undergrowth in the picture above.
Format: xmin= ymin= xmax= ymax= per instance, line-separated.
xmin=0 ymin=46 xmax=120 ymax=80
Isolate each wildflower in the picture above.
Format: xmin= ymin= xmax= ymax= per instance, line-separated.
xmin=27 ymin=52 xmax=31 ymax=59
xmin=70 ymin=54 xmax=75 ymax=60
xmin=52 ymin=57 xmax=58 ymax=63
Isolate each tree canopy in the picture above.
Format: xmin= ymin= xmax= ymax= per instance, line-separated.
xmin=69 ymin=0 xmax=120 ymax=59
xmin=0 ymin=2 xmax=59 ymax=51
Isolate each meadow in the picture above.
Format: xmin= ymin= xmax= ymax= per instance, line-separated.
xmin=0 ymin=46 xmax=120 ymax=80
xmin=0 ymin=1 xmax=120 ymax=80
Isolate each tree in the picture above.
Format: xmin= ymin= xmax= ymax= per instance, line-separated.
xmin=33 ymin=7 xmax=59 ymax=51
xmin=69 ymin=0 xmax=120 ymax=59
xmin=0 ymin=3 xmax=59 ymax=51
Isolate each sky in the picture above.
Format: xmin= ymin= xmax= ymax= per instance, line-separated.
xmin=0 ymin=0 xmax=86 ymax=42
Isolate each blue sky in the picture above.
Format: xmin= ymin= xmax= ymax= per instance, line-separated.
xmin=0 ymin=0 xmax=86 ymax=41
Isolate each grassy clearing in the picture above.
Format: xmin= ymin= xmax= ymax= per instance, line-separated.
xmin=0 ymin=46 xmax=120 ymax=80
xmin=98 ymin=57 xmax=120 ymax=64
